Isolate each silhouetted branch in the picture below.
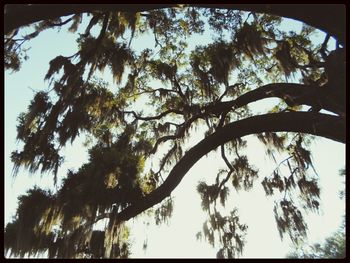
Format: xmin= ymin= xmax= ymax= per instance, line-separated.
xmin=320 ymin=34 xmax=331 ymax=59
xmin=204 ymin=83 xmax=344 ymax=116
xmin=150 ymin=113 xmax=205 ymax=154
xmin=115 ymin=112 xmax=345 ymax=223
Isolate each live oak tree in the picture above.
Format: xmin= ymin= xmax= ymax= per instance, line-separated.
xmin=4 ymin=4 xmax=346 ymax=258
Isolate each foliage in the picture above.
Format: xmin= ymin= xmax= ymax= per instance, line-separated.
xmin=6 ymin=133 xmax=144 ymax=258
xmin=286 ymin=217 xmax=345 ymax=259
xmin=4 ymin=5 xmax=345 ymax=258
xmin=287 ymin=168 xmax=346 ymax=259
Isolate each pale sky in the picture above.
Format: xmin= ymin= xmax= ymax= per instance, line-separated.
xmin=4 ymin=10 xmax=345 ymax=258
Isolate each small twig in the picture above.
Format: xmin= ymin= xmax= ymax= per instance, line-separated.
xmin=217 ymin=83 xmax=242 ymax=102
xmin=216 ymin=111 xmax=228 ymax=129
xmin=221 ymin=144 xmax=234 ymax=172
xmin=126 ymin=87 xmax=177 ymax=98
xmin=270 ymin=156 xmax=293 ymax=177
xmin=154 ymin=144 xmax=177 ymax=176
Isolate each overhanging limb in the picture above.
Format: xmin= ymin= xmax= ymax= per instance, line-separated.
xmin=114 ymin=112 xmax=345 ymax=223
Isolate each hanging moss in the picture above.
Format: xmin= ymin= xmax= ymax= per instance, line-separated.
xmin=235 ymin=22 xmax=267 ymax=60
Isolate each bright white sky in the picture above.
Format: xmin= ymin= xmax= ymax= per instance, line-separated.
xmin=4 ymin=10 xmax=345 ymax=258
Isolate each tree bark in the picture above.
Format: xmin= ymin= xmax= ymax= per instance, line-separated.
xmin=206 ymin=83 xmax=345 ymax=116
xmin=4 ymin=4 xmax=345 ymax=45
xmin=114 ymin=112 xmax=345 ymax=223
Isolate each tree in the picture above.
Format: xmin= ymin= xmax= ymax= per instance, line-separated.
xmin=4 ymin=4 xmax=345 ymax=258
xmin=287 ymin=220 xmax=345 ymax=259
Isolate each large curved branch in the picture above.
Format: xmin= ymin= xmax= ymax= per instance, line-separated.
xmin=115 ymin=112 xmax=345 ymax=223
xmin=130 ymin=84 xmax=329 ymax=155
xmin=5 ymin=4 xmax=345 ymax=45
xmin=205 ymin=83 xmax=345 ymax=116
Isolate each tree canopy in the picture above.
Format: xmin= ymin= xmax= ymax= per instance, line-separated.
xmin=287 ymin=220 xmax=345 ymax=259
xmin=4 ymin=4 xmax=346 ymax=258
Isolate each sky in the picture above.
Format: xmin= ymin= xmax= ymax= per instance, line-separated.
xmin=4 ymin=10 xmax=345 ymax=258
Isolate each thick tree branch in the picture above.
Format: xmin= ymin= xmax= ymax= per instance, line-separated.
xmin=205 ymin=83 xmax=345 ymax=116
xmin=5 ymin=4 xmax=345 ymax=45
xmin=115 ymin=112 xmax=345 ymax=223
xmin=150 ymin=82 xmax=345 ymax=155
